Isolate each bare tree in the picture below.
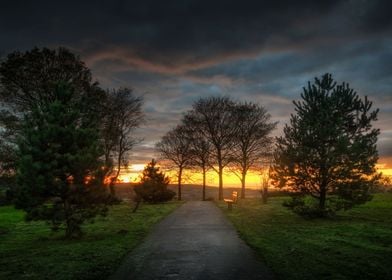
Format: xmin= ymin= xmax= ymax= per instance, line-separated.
xmin=156 ymin=125 xmax=193 ymax=200
xmin=229 ymin=102 xmax=277 ymax=198
xmin=0 ymin=47 xmax=101 ymax=112
xmin=183 ymin=124 xmax=213 ymax=201
xmin=185 ymin=96 xmax=237 ymax=200
xmin=102 ymin=88 xmax=144 ymax=194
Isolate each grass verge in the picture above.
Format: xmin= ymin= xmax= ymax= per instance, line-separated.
xmin=217 ymin=193 xmax=392 ymax=280
xmin=0 ymin=201 xmax=182 ymax=280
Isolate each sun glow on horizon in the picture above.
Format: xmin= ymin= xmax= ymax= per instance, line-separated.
xmin=116 ymin=164 xmax=269 ymax=189
xmin=116 ymin=159 xmax=392 ymax=186
xmin=376 ymin=163 xmax=392 ymax=177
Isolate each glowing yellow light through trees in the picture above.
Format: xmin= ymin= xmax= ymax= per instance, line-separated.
xmin=117 ymin=164 xmax=268 ymax=189
xmin=116 ymin=157 xmax=392 ymax=187
xmin=377 ymin=162 xmax=392 ymax=176
xmin=116 ymin=164 xmax=146 ymax=183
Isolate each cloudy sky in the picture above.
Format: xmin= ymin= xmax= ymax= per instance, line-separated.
xmin=1 ymin=0 xmax=391 ymax=170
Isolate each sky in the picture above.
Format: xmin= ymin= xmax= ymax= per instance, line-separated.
xmin=1 ymin=0 xmax=391 ymax=180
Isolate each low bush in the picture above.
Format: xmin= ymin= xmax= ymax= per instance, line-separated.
xmin=134 ymin=159 xmax=175 ymax=203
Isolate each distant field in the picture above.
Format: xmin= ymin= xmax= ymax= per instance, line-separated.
xmin=0 ymin=201 xmax=181 ymax=280
xmin=217 ymin=193 xmax=392 ymax=280
xmin=115 ymin=183 xmax=264 ymax=201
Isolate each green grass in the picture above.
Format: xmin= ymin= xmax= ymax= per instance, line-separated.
xmin=0 ymin=201 xmax=181 ymax=280
xmin=217 ymin=193 xmax=392 ymax=280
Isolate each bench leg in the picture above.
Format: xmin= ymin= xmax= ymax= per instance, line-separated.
xmin=227 ymin=202 xmax=232 ymax=210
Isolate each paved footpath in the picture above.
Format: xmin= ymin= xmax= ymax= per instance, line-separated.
xmin=109 ymin=201 xmax=274 ymax=280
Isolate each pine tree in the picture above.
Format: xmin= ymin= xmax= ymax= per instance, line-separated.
xmin=15 ymin=83 xmax=112 ymax=238
xmin=134 ymin=159 xmax=175 ymax=203
xmin=272 ymin=74 xmax=380 ymax=217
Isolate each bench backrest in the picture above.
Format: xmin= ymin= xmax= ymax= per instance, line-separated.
xmin=232 ymin=191 xmax=238 ymax=203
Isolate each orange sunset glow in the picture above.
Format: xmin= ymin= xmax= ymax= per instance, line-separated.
xmin=1 ymin=1 xmax=392 ymax=279
xmin=117 ymin=163 xmax=272 ymax=189
xmin=117 ymin=158 xmax=392 ymax=188
xmin=377 ymin=160 xmax=392 ymax=177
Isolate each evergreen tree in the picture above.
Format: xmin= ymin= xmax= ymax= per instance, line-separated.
xmin=0 ymin=47 xmax=106 ymax=189
xmin=272 ymin=74 xmax=380 ymax=216
xmin=134 ymin=159 xmax=175 ymax=203
xmin=15 ymin=83 xmax=112 ymax=238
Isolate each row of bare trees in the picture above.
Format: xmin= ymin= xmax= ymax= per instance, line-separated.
xmin=156 ymin=96 xmax=277 ymax=201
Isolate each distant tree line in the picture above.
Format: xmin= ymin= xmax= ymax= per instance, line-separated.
xmin=156 ymin=96 xmax=277 ymax=201
xmin=0 ymin=47 xmax=144 ymax=237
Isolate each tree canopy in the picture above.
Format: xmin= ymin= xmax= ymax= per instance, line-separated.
xmin=0 ymin=47 xmax=144 ymax=236
xmin=102 ymin=88 xmax=144 ymax=193
xmin=134 ymin=159 xmax=175 ymax=203
xmin=184 ymin=96 xmax=238 ymax=200
xmin=16 ymin=83 xmax=112 ymax=238
xmin=156 ymin=125 xmax=193 ymax=200
xmin=158 ymin=96 xmax=276 ymax=201
xmin=0 ymin=47 xmax=102 ymax=111
xmin=271 ymin=73 xmax=380 ymax=216
xmin=229 ymin=102 xmax=277 ymax=198
xmin=0 ymin=47 xmax=106 ymax=181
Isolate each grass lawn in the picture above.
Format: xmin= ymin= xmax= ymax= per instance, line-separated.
xmin=0 ymin=201 xmax=181 ymax=280
xmin=217 ymin=193 xmax=392 ymax=280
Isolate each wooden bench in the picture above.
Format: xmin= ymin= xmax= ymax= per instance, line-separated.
xmin=224 ymin=191 xmax=238 ymax=210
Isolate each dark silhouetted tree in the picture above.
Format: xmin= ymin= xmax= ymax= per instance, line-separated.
xmin=0 ymin=110 xmax=19 ymax=175
xmin=229 ymin=102 xmax=277 ymax=199
xmin=185 ymin=97 xmax=237 ymax=200
xmin=156 ymin=125 xmax=193 ymax=200
xmin=102 ymin=88 xmax=144 ymax=195
xmin=0 ymin=47 xmax=103 ymax=111
xmin=134 ymin=159 xmax=175 ymax=203
xmin=271 ymin=74 xmax=380 ymax=216
xmin=15 ymin=84 xmax=112 ymax=238
xmin=184 ymin=124 xmax=213 ymax=201
xmin=0 ymin=47 xmax=106 ymax=188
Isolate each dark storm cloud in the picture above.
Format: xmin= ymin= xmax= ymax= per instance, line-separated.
xmin=0 ymin=0 xmax=391 ymax=164
xmin=81 ymin=0 xmax=392 ymax=72
xmin=186 ymin=38 xmax=392 ymax=95
xmin=1 ymin=0 xmax=391 ymax=70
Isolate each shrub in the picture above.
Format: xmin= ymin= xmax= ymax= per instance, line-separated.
xmin=134 ymin=159 xmax=175 ymax=203
xmin=283 ymin=195 xmax=335 ymax=218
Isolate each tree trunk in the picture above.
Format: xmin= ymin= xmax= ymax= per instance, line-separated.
xmin=319 ymin=165 xmax=328 ymax=213
xmin=110 ymin=126 xmax=126 ymax=197
xmin=64 ymin=200 xmax=80 ymax=239
xmin=218 ymin=165 xmax=223 ymax=200
xmin=132 ymin=200 xmax=141 ymax=213
xmin=202 ymin=167 xmax=206 ymax=201
xmin=319 ymin=184 xmax=327 ymax=211
xmin=240 ymin=171 xmax=246 ymax=199
xmin=64 ymin=200 xmax=71 ymax=237
xmin=110 ymin=143 xmax=124 ymax=196
xmin=262 ymin=186 xmax=268 ymax=204
xmin=178 ymin=168 xmax=182 ymax=201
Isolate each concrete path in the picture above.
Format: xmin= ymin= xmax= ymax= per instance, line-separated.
xmin=110 ymin=201 xmax=274 ymax=280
